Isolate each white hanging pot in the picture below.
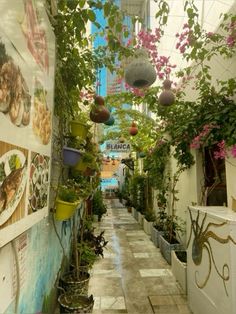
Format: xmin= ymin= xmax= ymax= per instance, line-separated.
xmin=124 ymin=48 xmax=156 ymax=88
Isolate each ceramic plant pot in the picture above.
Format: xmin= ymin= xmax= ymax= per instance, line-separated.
xmin=73 ymin=159 xmax=88 ymax=172
xmin=61 ymin=271 xmax=90 ymax=295
xmin=104 ymin=115 xmax=115 ymax=126
xmin=63 ymin=147 xmax=82 ymax=166
xmin=125 ymin=48 xmax=156 ymax=88
xmin=159 ymin=79 xmax=175 ymax=106
xmin=70 ymin=121 xmax=89 ymax=139
xmin=159 ymin=234 xmax=183 ymax=265
xmin=58 ymin=293 xmax=94 ymax=313
xmin=138 ymin=152 xmax=146 ymax=158
xmin=171 ymin=250 xmax=187 ymax=294
xmin=129 ymin=121 xmax=138 ymax=136
xmin=55 ymin=199 xmax=78 ymax=221
xmin=90 ymin=95 xmax=110 ymax=123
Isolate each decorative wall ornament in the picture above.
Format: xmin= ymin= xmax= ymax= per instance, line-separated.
xmin=187 ymin=209 xmax=236 ymax=296
xmin=104 ymin=115 xmax=115 ymax=126
xmin=124 ymin=48 xmax=156 ymax=88
xmin=159 ymin=79 xmax=175 ymax=106
xmin=89 ymin=95 xmax=110 ymax=123
xmin=129 ymin=121 xmax=138 ymax=136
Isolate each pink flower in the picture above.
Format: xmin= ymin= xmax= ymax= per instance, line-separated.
xmin=231 ymin=145 xmax=236 ymax=158
xmin=226 ymin=35 xmax=235 ymax=47
xmin=207 ymin=32 xmax=214 ymax=38
xmin=213 ymin=140 xmax=226 ymax=160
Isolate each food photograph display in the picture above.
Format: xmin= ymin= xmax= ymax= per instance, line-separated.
xmin=32 ymin=80 xmax=52 ymax=145
xmin=0 ymin=40 xmax=31 ymax=128
xmin=28 ymin=153 xmax=49 ymax=214
xmin=0 ymin=0 xmax=55 ymax=247
xmin=0 ymin=142 xmax=28 ymax=228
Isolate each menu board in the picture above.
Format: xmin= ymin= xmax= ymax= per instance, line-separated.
xmin=0 ymin=0 xmax=55 ymax=247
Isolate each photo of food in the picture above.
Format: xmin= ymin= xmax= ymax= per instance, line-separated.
xmin=28 ymin=153 xmax=49 ymax=214
xmin=21 ymin=0 xmax=49 ymax=73
xmin=0 ymin=143 xmax=28 ymax=226
xmin=32 ymin=80 xmax=52 ymax=145
xmin=0 ymin=40 xmax=31 ymax=127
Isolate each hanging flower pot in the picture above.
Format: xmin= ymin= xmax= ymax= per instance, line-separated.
xmin=159 ymin=79 xmax=175 ymax=106
xmin=138 ymin=152 xmax=146 ymax=158
xmin=62 ymin=147 xmax=82 ymax=166
xmin=129 ymin=121 xmax=138 ymax=136
xmin=73 ymin=152 xmax=95 ymax=172
xmin=55 ymin=199 xmax=77 ymax=221
xmin=84 ymin=167 xmax=96 ymax=177
xmin=89 ymin=95 xmax=110 ymax=123
xmin=124 ymin=48 xmax=156 ymax=88
xmin=70 ymin=120 xmax=89 ymax=139
xmin=104 ymin=115 xmax=115 ymax=126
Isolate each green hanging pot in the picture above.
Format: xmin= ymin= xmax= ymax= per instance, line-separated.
xmin=70 ymin=121 xmax=89 ymax=139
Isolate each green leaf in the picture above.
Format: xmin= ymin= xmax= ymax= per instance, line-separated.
xmin=104 ymin=2 xmax=111 ymax=17
xmin=79 ymin=0 xmax=86 ymax=8
xmin=116 ymin=23 xmax=123 ymax=33
xmin=88 ymin=9 xmax=96 ymax=22
xmin=108 ymin=16 xmax=115 ymax=28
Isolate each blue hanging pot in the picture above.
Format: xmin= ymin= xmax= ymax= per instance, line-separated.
xmin=104 ymin=115 xmax=115 ymax=126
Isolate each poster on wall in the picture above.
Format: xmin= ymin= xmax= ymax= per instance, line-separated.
xmin=0 ymin=0 xmax=55 ymax=247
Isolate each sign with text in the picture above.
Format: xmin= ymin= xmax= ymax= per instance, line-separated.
xmin=106 ymin=142 xmax=131 ymax=152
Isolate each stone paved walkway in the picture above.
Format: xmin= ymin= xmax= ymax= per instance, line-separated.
xmin=88 ymin=199 xmax=192 ymax=314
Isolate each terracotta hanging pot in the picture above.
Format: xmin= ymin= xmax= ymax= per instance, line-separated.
xmin=90 ymin=95 xmax=110 ymax=123
xmin=129 ymin=121 xmax=138 ymax=136
xmin=159 ymin=79 xmax=175 ymax=106
xmin=124 ymin=48 xmax=156 ymax=88
xmin=104 ymin=115 xmax=115 ymax=126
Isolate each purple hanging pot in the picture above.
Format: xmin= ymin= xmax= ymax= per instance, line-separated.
xmin=63 ymin=147 xmax=82 ymax=166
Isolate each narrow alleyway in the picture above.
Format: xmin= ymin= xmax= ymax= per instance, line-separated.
xmin=89 ymin=199 xmax=192 ymax=314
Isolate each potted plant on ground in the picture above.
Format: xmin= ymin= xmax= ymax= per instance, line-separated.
xmin=151 ymin=206 xmax=167 ymax=248
xmin=159 ymin=214 xmax=185 ymax=264
xmin=171 ymin=249 xmax=187 ymax=294
xmin=59 ymin=201 xmax=94 ymax=311
xmin=91 ymin=189 xmax=107 ymax=222
xmin=143 ymin=210 xmax=156 ymax=236
xmin=125 ymin=198 xmax=133 ymax=213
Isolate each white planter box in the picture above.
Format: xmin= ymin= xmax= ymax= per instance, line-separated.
xmin=138 ymin=212 xmax=144 ymax=227
xmin=159 ymin=234 xmax=183 ymax=265
xmin=171 ymin=250 xmax=187 ymax=294
xmin=143 ymin=218 xmax=152 ymax=235
xmin=132 ymin=207 xmax=135 ymax=218
xmin=151 ymin=226 xmax=164 ymax=248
